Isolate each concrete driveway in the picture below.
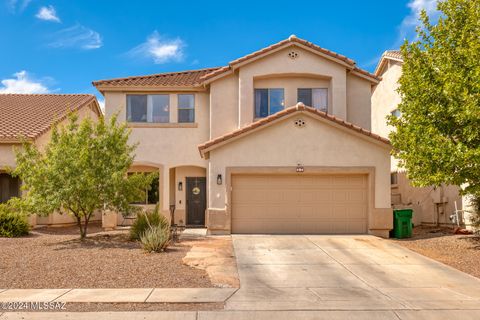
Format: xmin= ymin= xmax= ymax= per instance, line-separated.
xmin=227 ymin=235 xmax=480 ymax=316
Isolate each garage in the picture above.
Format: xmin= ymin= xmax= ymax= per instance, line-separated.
xmin=231 ymin=173 xmax=368 ymax=234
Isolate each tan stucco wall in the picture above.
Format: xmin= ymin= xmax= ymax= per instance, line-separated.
xmin=206 ymin=112 xmax=392 ymax=234
xmin=209 ymin=74 xmax=239 ymax=138
xmin=392 ymin=172 xmax=462 ymax=226
xmin=104 ymin=91 xmax=209 ymax=213
xmin=346 ymin=74 xmax=371 ymax=130
xmin=236 ymin=46 xmax=347 ymax=127
xmin=0 ymin=144 xmax=19 ymax=170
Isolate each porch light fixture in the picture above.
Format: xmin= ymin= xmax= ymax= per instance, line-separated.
xmin=296 ymin=164 xmax=304 ymax=173
xmin=217 ymin=174 xmax=223 ymax=185
xmin=178 ymin=181 xmax=183 ymax=191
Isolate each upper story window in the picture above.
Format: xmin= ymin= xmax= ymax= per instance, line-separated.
xmin=391 ymin=109 xmax=401 ymax=118
xmin=127 ymin=94 xmax=170 ymax=123
xmin=255 ymin=88 xmax=285 ymax=118
xmin=297 ymin=88 xmax=328 ymax=112
xmin=178 ymin=94 xmax=195 ymax=123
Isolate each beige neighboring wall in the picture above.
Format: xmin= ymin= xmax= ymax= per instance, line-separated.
xmin=104 ymin=91 xmax=209 ymax=214
xmin=0 ymin=144 xmax=19 ymax=170
xmin=206 ymin=112 xmax=392 ymax=235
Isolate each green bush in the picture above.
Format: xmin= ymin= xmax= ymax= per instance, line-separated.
xmin=0 ymin=203 xmax=29 ymax=237
xmin=130 ymin=204 xmax=169 ymax=241
xmin=140 ymin=222 xmax=170 ymax=252
xmin=469 ymin=194 xmax=480 ymax=229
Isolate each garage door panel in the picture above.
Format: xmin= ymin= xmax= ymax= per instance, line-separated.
xmin=231 ymin=174 xmax=368 ymax=234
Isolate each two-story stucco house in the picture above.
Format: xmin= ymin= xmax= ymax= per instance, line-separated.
xmin=372 ymin=51 xmax=467 ymax=228
xmin=94 ymin=35 xmax=393 ymax=237
xmin=0 ymin=93 xmax=103 ymax=226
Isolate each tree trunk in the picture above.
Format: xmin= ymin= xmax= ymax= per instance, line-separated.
xmin=81 ymin=212 xmax=93 ymax=239
xmin=75 ymin=215 xmax=85 ymax=240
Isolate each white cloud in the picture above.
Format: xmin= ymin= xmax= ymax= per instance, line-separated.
xmin=127 ymin=31 xmax=185 ymax=64
xmin=397 ymin=0 xmax=439 ymax=44
xmin=0 ymin=70 xmax=50 ymax=94
xmin=36 ymin=5 xmax=60 ymax=22
xmin=49 ymin=24 xmax=102 ymax=50
xmin=7 ymin=0 xmax=32 ymax=13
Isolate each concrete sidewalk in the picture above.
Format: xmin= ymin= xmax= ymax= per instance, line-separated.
xmin=3 ymin=310 xmax=480 ymax=320
xmin=0 ymin=288 xmax=237 ymax=303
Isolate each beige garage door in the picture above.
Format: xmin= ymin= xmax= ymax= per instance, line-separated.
xmin=231 ymin=174 xmax=368 ymax=234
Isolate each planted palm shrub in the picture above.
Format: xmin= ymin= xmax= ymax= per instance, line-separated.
xmin=140 ymin=221 xmax=171 ymax=252
xmin=130 ymin=204 xmax=170 ymax=242
xmin=0 ymin=203 xmax=29 ymax=238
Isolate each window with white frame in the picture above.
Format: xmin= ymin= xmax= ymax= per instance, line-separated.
xmin=297 ymin=88 xmax=328 ymax=112
xmin=254 ymin=88 xmax=285 ymax=118
xmin=126 ymin=94 xmax=170 ymax=123
xmin=178 ymin=94 xmax=195 ymax=123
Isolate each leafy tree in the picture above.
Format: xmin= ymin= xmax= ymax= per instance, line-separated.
xmin=388 ymin=0 xmax=480 ymax=195
xmin=13 ymin=114 xmax=155 ymax=239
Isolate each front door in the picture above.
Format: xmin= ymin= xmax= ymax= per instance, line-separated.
xmin=186 ymin=177 xmax=206 ymax=226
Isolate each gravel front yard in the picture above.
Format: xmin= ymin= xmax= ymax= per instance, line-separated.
xmin=392 ymin=226 xmax=480 ymax=278
xmin=0 ymin=223 xmax=213 ymax=288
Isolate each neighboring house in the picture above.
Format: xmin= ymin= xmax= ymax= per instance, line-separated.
xmin=94 ymin=35 xmax=393 ymax=237
xmin=372 ymin=51 xmax=465 ymax=227
xmin=0 ymin=93 xmax=103 ymax=226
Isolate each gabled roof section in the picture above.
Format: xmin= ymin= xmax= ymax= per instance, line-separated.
xmin=198 ymin=103 xmax=390 ymax=157
xmin=201 ymin=35 xmax=381 ymax=84
xmin=92 ymin=67 xmax=222 ymax=92
xmin=374 ymin=50 xmax=403 ymax=76
xmin=0 ymin=94 xmax=101 ymax=142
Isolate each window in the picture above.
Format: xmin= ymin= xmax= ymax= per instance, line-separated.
xmin=127 ymin=94 xmax=170 ymax=123
xmin=129 ymin=173 xmax=159 ymax=205
xmin=0 ymin=173 xmax=20 ymax=203
xmin=178 ymin=94 xmax=195 ymax=123
xmin=391 ymin=109 xmax=401 ymax=118
xmin=255 ymin=88 xmax=285 ymax=118
xmin=297 ymin=88 xmax=328 ymax=112
xmin=391 ymin=172 xmax=398 ymax=185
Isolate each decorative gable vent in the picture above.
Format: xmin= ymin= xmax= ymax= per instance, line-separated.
xmin=288 ymin=51 xmax=299 ymax=59
xmin=294 ymin=118 xmax=306 ymax=128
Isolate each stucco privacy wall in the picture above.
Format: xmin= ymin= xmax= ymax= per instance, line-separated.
xmin=104 ymin=91 xmax=209 ymax=214
xmin=237 ymin=46 xmax=347 ymax=127
xmin=206 ymin=112 xmax=392 ymax=234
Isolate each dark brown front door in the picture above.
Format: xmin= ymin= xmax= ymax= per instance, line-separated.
xmin=186 ymin=177 xmax=206 ymax=226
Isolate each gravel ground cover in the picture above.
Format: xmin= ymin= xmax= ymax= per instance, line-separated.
xmin=0 ymin=223 xmax=213 ymax=288
xmin=392 ymin=226 xmax=480 ymax=278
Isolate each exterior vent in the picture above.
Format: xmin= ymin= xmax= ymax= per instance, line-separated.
xmin=288 ymin=51 xmax=299 ymax=59
xmin=294 ymin=118 xmax=306 ymax=128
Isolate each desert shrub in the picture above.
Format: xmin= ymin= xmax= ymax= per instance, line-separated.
xmin=130 ymin=204 xmax=169 ymax=240
xmin=0 ymin=203 xmax=29 ymax=237
xmin=140 ymin=222 xmax=170 ymax=252
xmin=469 ymin=194 xmax=480 ymax=230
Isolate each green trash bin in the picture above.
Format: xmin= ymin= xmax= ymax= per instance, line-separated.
xmin=393 ymin=209 xmax=413 ymax=239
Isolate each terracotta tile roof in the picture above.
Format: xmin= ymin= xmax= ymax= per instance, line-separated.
xmin=201 ymin=35 xmax=380 ymax=83
xmin=198 ymin=103 xmax=390 ymax=156
xmin=374 ymin=50 xmax=403 ymax=76
xmin=0 ymin=94 xmax=100 ymax=142
xmin=383 ymin=50 xmax=403 ymax=61
xmin=92 ymin=67 xmax=222 ymax=89
xmin=93 ymin=36 xmax=380 ymax=90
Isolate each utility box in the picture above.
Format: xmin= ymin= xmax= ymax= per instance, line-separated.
xmin=393 ymin=209 xmax=413 ymax=239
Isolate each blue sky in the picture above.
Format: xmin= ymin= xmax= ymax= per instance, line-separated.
xmin=0 ymin=0 xmax=438 ymax=107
